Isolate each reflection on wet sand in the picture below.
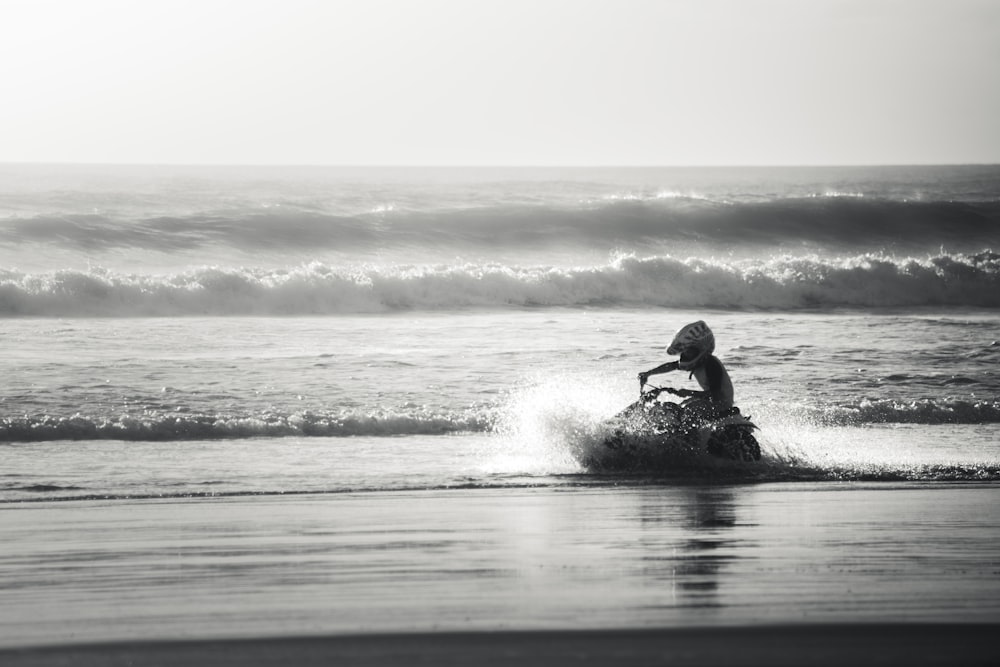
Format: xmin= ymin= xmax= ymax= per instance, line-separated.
xmin=1 ymin=483 xmax=998 ymax=649
xmin=635 ymin=486 xmax=749 ymax=611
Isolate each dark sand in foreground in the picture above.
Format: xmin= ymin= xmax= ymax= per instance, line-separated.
xmin=3 ymin=625 xmax=997 ymax=666
xmin=4 ymin=484 xmax=999 ymax=662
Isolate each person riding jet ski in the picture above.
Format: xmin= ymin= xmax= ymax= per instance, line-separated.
xmin=637 ymin=320 xmax=734 ymax=423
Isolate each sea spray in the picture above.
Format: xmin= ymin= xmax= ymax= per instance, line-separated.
xmin=741 ymin=401 xmax=1000 ymax=481
xmin=480 ymin=375 xmax=633 ymax=474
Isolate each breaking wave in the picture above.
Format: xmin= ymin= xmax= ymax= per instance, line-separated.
xmin=0 ymin=408 xmax=493 ymax=442
xmin=808 ymin=398 xmax=1000 ymax=426
xmin=3 ymin=395 xmax=998 ymax=444
xmin=1 ymin=251 xmax=998 ymax=316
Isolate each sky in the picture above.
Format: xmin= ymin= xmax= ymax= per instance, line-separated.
xmin=1 ymin=0 xmax=998 ymax=166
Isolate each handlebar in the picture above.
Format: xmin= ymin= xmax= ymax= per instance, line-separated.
xmin=639 ymin=384 xmax=683 ymax=398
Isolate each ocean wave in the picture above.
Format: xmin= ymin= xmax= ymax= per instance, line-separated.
xmin=816 ymin=398 xmax=1000 ymax=426
xmin=1 ymin=251 xmax=998 ymax=316
xmin=3 ymin=394 xmax=997 ymax=444
xmin=0 ymin=409 xmax=492 ymax=443
xmin=3 ymin=196 xmax=999 ymax=254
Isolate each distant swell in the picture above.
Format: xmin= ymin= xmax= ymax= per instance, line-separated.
xmin=2 ymin=251 xmax=999 ymax=315
xmin=3 ymin=197 xmax=999 ymax=252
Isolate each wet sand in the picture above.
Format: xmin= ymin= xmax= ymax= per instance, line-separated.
xmin=2 ymin=625 xmax=997 ymax=666
xmin=2 ymin=482 xmax=999 ymax=659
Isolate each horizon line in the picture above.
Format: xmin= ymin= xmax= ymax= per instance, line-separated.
xmin=3 ymin=161 xmax=1000 ymax=169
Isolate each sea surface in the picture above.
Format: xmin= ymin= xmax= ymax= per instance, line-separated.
xmin=1 ymin=164 xmax=999 ymax=646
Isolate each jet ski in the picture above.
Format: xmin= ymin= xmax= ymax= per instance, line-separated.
xmin=582 ymin=385 xmax=761 ymax=470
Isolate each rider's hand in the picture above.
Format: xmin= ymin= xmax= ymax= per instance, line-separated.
xmin=638 ymin=372 xmax=649 ymax=385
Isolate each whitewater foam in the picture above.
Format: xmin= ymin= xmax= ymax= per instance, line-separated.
xmin=2 ymin=251 xmax=997 ymax=316
xmin=0 ymin=408 xmax=491 ymax=442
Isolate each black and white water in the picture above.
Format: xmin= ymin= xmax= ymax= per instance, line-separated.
xmin=2 ymin=165 xmax=999 ymax=502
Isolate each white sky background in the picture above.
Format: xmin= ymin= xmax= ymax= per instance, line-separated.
xmin=1 ymin=0 xmax=998 ymax=165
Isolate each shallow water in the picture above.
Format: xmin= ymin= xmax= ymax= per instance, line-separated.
xmin=2 ymin=310 xmax=998 ymax=504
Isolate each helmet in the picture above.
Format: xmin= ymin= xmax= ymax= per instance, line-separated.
xmin=667 ymin=320 xmax=715 ymax=370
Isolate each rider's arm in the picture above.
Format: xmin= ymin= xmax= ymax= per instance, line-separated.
xmin=669 ymin=387 xmax=708 ymax=399
xmin=638 ymin=360 xmax=679 ymax=384
xmin=674 ymin=358 xmax=729 ymax=404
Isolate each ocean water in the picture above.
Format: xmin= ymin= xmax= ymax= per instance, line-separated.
xmin=2 ymin=164 xmax=998 ymax=500
xmin=1 ymin=165 xmax=999 ymax=645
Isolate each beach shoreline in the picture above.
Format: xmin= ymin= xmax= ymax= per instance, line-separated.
xmin=3 ymin=624 xmax=997 ymax=666
xmin=4 ymin=484 xmax=999 ymax=649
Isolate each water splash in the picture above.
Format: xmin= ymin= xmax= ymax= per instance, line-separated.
xmin=479 ymin=375 xmax=632 ymax=474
